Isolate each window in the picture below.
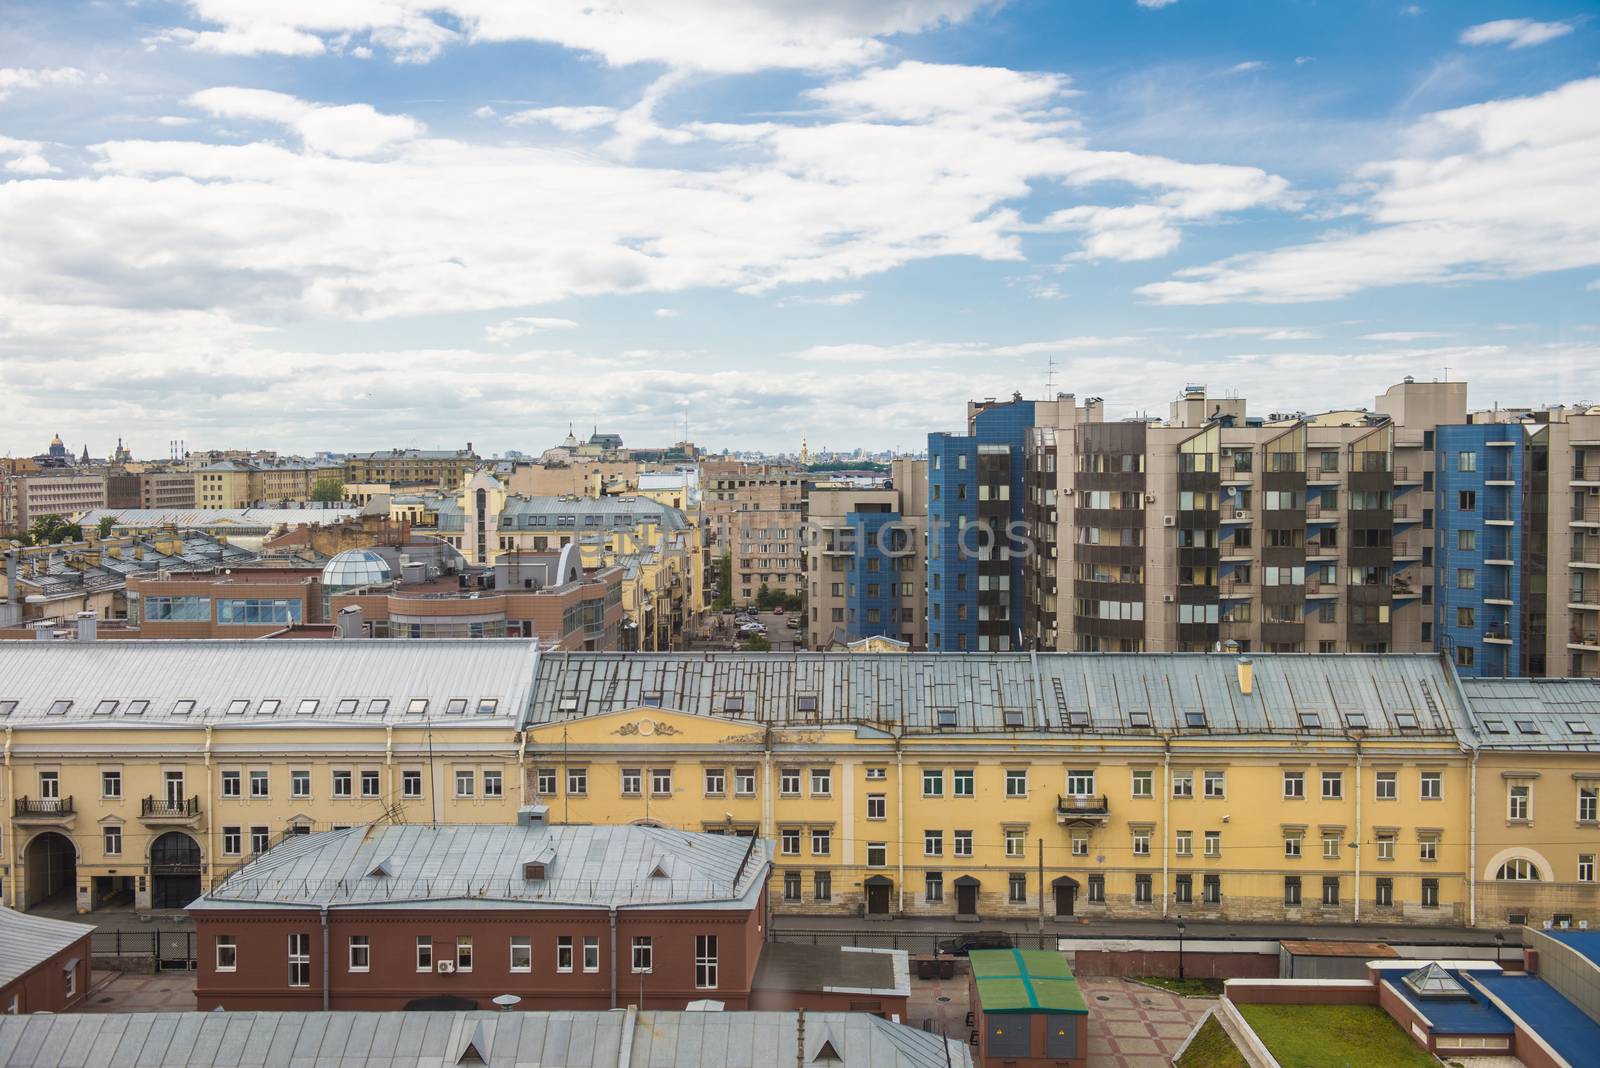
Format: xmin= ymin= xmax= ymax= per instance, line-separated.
xmin=1457 ymin=568 xmax=1476 ymax=590
xmin=1204 ymin=831 xmax=1221 ymax=858
xmin=484 ymin=770 xmax=503 ymax=798
xmin=1135 ymin=875 xmax=1152 ymax=903
xmin=1066 ymin=770 xmax=1095 ymax=795
xmin=1420 ymin=772 xmax=1441 ymax=800
xmin=1005 ymin=769 xmax=1027 ymax=797
xmin=1321 ymin=771 xmax=1343 ymax=800
xmin=1509 ymin=784 xmax=1530 ymax=821
xmin=704 ymin=768 xmax=725 ymax=796
xmin=1322 ymin=833 xmax=1341 ymax=859
xmin=288 ymin=933 xmax=311 ymax=987
xmin=1133 ymin=831 xmax=1150 ymax=857
xmin=100 ymin=769 xmax=123 ymax=799
xmin=1172 ymin=771 xmax=1194 ymax=798
xmin=332 ymin=770 xmax=352 ymax=798
xmin=1458 ymin=450 xmax=1477 ymax=472
xmin=456 ymin=937 xmax=473 ymax=972
xmin=291 ymin=770 xmax=311 ymax=799
xmin=1375 ymin=772 xmax=1397 ymax=800
xmin=1581 ymin=787 xmax=1598 ymax=823
xmin=1176 ymin=831 xmax=1192 ymax=856
xmin=1203 ymin=874 xmax=1221 ymax=904
xmin=250 ymin=770 xmax=269 ymax=798
xmin=631 ymin=936 xmax=652 ymax=974
xmin=814 ymin=871 xmax=832 ymax=901
xmin=1284 ymin=877 xmax=1301 ymax=906
xmin=1422 ymin=879 xmax=1439 ymax=908
xmin=1322 ymin=877 xmax=1340 ymax=906
xmin=1005 ymin=829 xmax=1025 ymax=858
xmin=1375 ymin=878 xmax=1393 ymax=907
xmin=402 ymin=770 xmax=423 ymax=799
xmin=811 ymin=828 xmax=831 ymax=855
xmin=1496 ymin=858 xmax=1540 ymax=881
xmin=583 ymin=936 xmax=599 ymax=973
xmin=1283 ymin=772 xmax=1304 ymax=799
xmin=1204 ymin=771 xmax=1225 ymax=799
xmin=1175 ymin=875 xmax=1193 ymax=904
xmin=223 ymin=827 xmax=241 ymax=856
xmin=1457 ymin=606 xmax=1476 ymax=628
xmin=511 ymin=936 xmax=532 ymax=973
xmin=567 ymin=768 xmax=587 ymax=796
xmin=251 ymin=826 xmax=270 ymax=854
xmin=954 ymin=830 xmax=973 ymax=857
xmin=1009 ymin=873 xmax=1027 ymax=903
xmin=1580 ymin=855 xmax=1596 ymax=883
xmin=953 ymin=769 xmax=974 ymax=797
xmin=1072 ymin=835 xmax=1088 ymax=856
xmin=1284 ymin=833 xmax=1302 ymax=858
xmin=1458 ymin=529 xmax=1477 ymax=551
xmin=809 ymin=768 xmax=831 ymax=796
xmin=556 ymin=936 xmax=574 ymax=972
xmin=455 ymin=770 xmax=475 ymax=798
xmin=780 ymin=768 xmax=801 ymax=796
xmin=215 ymin=936 xmax=237 ymax=972
xmin=695 ymin=935 xmax=718 ymax=989
xmin=780 ymin=827 xmax=801 ymax=855
xmin=866 ymin=794 xmax=886 ymax=820
xmin=221 ymin=770 xmax=240 ymax=798
xmin=783 ymin=871 xmax=801 ymax=901
xmin=1088 ymin=875 xmax=1105 ymax=903
xmin=923 ymin=769 xmax=944 ymax=797
xmin=1420 ymin=838 xmax=1437 ymax=862
xmin=1131 ymin=770 xmax=1153 ymax=798
xmin=867 ymin=842 xmax=888 ymax=867
xmin=735 ymin=768 xmax=756 ymax=796
xmin=349 ymin=935 xmax=370 ymax=972
xmin=103 ymin=825 xmax=122 ymax=857
xmin=924 ymin=830 xmax=943 ymax=857
xmin=621 ymin=769 xmax=641 ymax=796
xmin=1377 ymin=834 xmax=1395 ymax=861
xmin=865 ymin=766 xmax=887 ymax=781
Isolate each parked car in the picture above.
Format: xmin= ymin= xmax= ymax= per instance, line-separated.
xmin=936 ymin=932 xmax=1015 ymax=957
xmin=786 ymin=617 xmax=801 ymax=629
xmin=772 ymin=605 xmax=785 ymax=615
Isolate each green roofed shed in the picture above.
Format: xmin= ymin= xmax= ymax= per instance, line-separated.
xmin=969 ymin=949 xmax=1087 ymax=1015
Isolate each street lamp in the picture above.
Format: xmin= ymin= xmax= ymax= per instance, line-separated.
xmin=1176 ymin=917 xmax=1187 ymax=982
xmin=1495 ymin=932 xmax=1505 ymax=969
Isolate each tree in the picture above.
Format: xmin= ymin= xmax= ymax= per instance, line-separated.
xmin=741 ymin=634 xmax=772 ymax=652
xmin=27 ymin=514 xmax=82 ymax=545
xmin=96 ymin=515 xmax=117 ymax=539
xmin=712 ymin=553 xmax=733 ymax=611
xmin=310 ymin=477 xmax=345 ymax=503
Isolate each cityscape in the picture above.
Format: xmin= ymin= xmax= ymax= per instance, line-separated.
xmin=3 ymin=2 xmax=1600 ymax=1066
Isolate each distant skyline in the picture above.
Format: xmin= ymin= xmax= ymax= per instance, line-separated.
xmin=2 ymin=1 xmax=1597 ymax=457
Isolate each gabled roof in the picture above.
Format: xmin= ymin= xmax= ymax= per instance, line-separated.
xmin=0 ymin=910 xmax=94 ymax=986
xmin=969 ymin=949 xmax=1087 ymax=1015
xmin=1458 ymin=678 xmax=1600 ymax=751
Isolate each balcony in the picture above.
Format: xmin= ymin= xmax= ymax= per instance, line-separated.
xmin=1305 ymin=579 xmax=1338 ymax=599
xmin=1573 ymin=465 xmax=1600 ymax=485
xmin=14 ymin=796 xmax=74 ymax=826
xmin=1393 ymin=504 xmax=1418 ymax=522
xmin=1485 ymin=465 xmax=1515 ymax=486
xmin=1392 ymin=581 xmax=1420 ymax=600
xmin=1573 ymin=505 xmax=1600 ymax=527
xmin=1394 ymin=465 xmax=1422 ymax=486
xmin=1305 ymin=501 xmax=1338 ymax=521
xmin=1570 ymin=629 xmax=1600 ymax=652
xmin=1306 ymin=541 xmax=1338 ymax=558
xmin=140 ymin=795 xmax=202 ymax=826
xmin=1484 ymin=584 xmax=1514 ymax=606
xmin=1057 ymin=794 xmax=1111 ymax=825
xmin=1484 ymin=626 xmax=1513 ymax=645
xmin=1572 ymin=545 xmax=1600 ymax=569
xmin=1393 ymin=539 xmax=1423 ymax=562
xmin=1483 ymin=507 xmax=1516 ymax=525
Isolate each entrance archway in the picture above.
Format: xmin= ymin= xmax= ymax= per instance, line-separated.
xmin=23 ymin=831 xmax=76 ymax=911
xmin=955 ymin=876 xmax=981 ymax=916
xmin=1052 ymin=876 xmax=1079 ymax=918
xmin=150 ymin=831 xmax=202 ymax=909
xmin=864 ymin=875 xmax=893 ymax=915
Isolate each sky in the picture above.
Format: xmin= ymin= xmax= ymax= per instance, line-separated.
xmin=1 ymin=1 xmax=1598 ymax=459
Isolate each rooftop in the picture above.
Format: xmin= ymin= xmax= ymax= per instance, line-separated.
xmin=1545 ymin=928 xmax=1600 ymax=966
xmin=79 ymin=507 xmax=361 ymax=531
xmin=0 ymin=639 xmax=537 ymax=727
xmin=1373 ymin=964 xmax=1514 ymax=1036
xmin=0 ymin=1009 xmax=969 ymax=1067
xmin=969 ymin=949 xmax=1087 ymax=1015
xmin=0 ymin=909 xmax=93 ymax=987
xmin=194 ymin=823 xmax=769 ymax=912
xmin=1476 ymin=973 xmax=1600 ymax=1067
xmin=752 ymin=944 xmax=909 ymax=999
xmin=1459 ymin=677 xmax=1600 ymax=751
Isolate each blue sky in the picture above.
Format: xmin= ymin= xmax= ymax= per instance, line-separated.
xmin=1 ymin=0 xmax=1597 ymax=458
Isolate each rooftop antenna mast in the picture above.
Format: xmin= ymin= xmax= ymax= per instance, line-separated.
xmin=1045 ymin=356 xmax=1057 ymax=397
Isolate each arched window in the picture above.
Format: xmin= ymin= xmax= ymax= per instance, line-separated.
xmin=1496 ymin=859 xmax=1541 ymax=881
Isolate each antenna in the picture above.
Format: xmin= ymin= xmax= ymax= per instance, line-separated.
xmin=1045 ymin=356 xmax=1057 ymax=397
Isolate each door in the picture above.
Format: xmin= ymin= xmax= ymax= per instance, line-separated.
xmin=867 ymin=882 xmax=890 ymax=915
xmin=957 ymin=883 xmax=978 ymax=916
xmin=1055 ymin=881 xmax=1075 ymax=917
xmin=150 ymin=832 xmax=202 ymax=909
xmin=165 ymin=772 xmax=185 ymax=806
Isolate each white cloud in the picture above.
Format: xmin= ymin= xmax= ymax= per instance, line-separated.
xmin=485 ymin=316 xmax=579 ymax=342
xmin=162 ymin=1 xmax=986 ymax=71
xmin=807 ymin=60 xmax=1073 ymax=124
xmin=0 ymin=67 xmax=85 ymax=102
xmin=1460 ymin=19 xmax=1575 ymax=49
xmin=1362 ymin=330 xmax=1451 ymax=341
xmin=505 ymin=105 xmax=621 ymax=132
xmin=778 ymin=291 xmax=865 ymax=307
xmin=1137 ymin=0 xmax=1181 ymax=8
xmin=0 ymin=136 xmax=57 ymax=175
xmin=155 ymin=116 xmax=197 ymax=127
xmin=1138 ymin=77 xmax=1600 ymax=304
xmin=1226 ymin=61 xmax=1267 ymax=74
xmin=654 ymin=308 xmax=682 ymax=318
xmin=472 ymin=105 xmax=497 ymax=119
xmin=1402 ymin=5 xmax=1423 ymax=15
xmin=1185 ymin=326 xmax=1319 ymax=340
xmin=188 ymin=87 xmax=424 ymax=157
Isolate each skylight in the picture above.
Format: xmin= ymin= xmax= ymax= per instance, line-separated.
xmin=937 ymin=709 xmax=957 ymax=729
xmin=558 ymin=695 xmax=580 ymax=712
xmin=335 ymin=699 xmax=357 ymax=715
xmin=1298 ymin=711 xmax=1321 ymax=729
xmin=722 ymin=695 xmax=745 ymax=713
xmin=296 ymin=700 xmax=318 ymax=716
xmin=94 ymin=700 xmax=118 ymax=715
xmin=1515 ymin=720 xmax=1542 ymax=735
xmin=797 ymin=695 xmax=819 ymax=714
xmin=477 ymin=699 xmax=498 ymax=715
xmin=407 ymin=699 xmax=428 ymax=715
xmin=1483 ymin=718 xmax=1509 ymax=734
xmin=1185 ymin=711 xmax=1207 ymax=728
xmin=1345 ymin=713 xmax=1368 ymax=729
xmin=1568 ymin=720 xmax=1594 ymax=735
xmin=0 ymin=701 xmax=14 ymax=716
xmin=367 ymin=699 xmax=389 ymax=716
xmin=1128 ymin=710 xmax=1150 ymax=728
xmin=1394 ymin=711 xmax=1419 ymax=730
xmin=1003 ymin=709 xmax=1024 ymax=728
xmin=226 ymin=699 xmax=248 ymax=715
xmin=172 ymin=700 xmax=195 ymax=716
xmin=1069 ymin=710 xmax=1090 ymax=727
xmin=446 ymin=698 xmax=468 ymax=715
xmin=641 ymin=691 xmax=664 ymax=707
xmin=48 ymin=700 xmax=72 ymax=715
xmin=257 ymin=699 xmax=280 ymax=715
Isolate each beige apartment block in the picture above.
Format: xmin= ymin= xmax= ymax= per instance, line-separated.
xmin=804 ymin=459 xmax=928 ymax=649
xmin=7 ymin=470 xmax=108 ymax=531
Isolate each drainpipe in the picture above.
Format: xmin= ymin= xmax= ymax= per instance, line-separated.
xmin=204 ymin=725 xmax=215 ymax=892
xmin=1161 ymin=739 xmax=1171 ymax=918
xmin=895 ymin=729 xmax=905 ymax=914
xmin=1470 ymin=748 xmax=1479 ymax=927
xmin=1353 ymin=740 xmax=1362 ymax=923
xmin=5 ymin=725 xmax=14 ymax=909
xmin=609 ymin=906 xmax=619 ymax=1008
xmin=320 ymin=906 xmax=330 ymax=1011
xmin=761 ymin=726 xmax=774 ymax=839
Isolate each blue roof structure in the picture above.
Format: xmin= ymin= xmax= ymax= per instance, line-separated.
xmin=1476 ymin=973 xmax=1600 ymax=1068
xmin=1373 ymin=965 xmax=1512 ymax=1036
xmin=1546 ymin=929 xmax=1600 ymax=966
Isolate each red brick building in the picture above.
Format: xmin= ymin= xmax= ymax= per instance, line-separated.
xmin=0 ymin=909 xmax=94 ymax=1014
xmin=190 ymin=821 xmax=770 ymax=1012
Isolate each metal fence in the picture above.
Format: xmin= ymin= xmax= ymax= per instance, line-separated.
xmin=91 ymin=930 xmax=196 ymax=968
xmin=769 ymin=926 xmax=1058 ymax=952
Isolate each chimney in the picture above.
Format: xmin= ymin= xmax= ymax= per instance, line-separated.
xmin=4 ymin=550 xmax=17 ymax=605
xmin=517 ymin=804 xmax=550 ymax=827
xmin=76 ymin=611 xmax=97 ymax=642
xmin=1236 ymin=655 xmax=1253 ymax=696
xmin=34 ymin=621 xmax=55 ymax=641
xmin=336 ymin=605 xmax=364 ymax=639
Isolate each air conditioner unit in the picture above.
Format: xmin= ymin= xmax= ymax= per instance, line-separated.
xmin=1163 ymin=515 xmax=1177 ymax=528
xmin=437 ymin=960 xmax=456 ymax=974
xmin=1145 ymin=494 xmax=1157 ymax=504
xmin=1235 ymin=511 xmax=1249 ymax=521
xmin=1163 ymin=594 xmax=1176 ymax=604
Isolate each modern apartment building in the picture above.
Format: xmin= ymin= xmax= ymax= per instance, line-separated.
xmin=700 ymin=461 xmax=808 ymax=605
xmin=4 ymin=469 xmax=107 ymax=532
xmin=803 ymin=459 xmax=928 ymax=649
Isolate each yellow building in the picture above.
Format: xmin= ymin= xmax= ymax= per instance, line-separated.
xmin=0 ymin=640 xmax=535 ymax=912
xmin=342 ymin=447 xmax=478 ymax=489
xmin=194 ymin=460 xmax=342 ymax=508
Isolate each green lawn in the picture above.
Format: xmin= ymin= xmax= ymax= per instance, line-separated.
xmin=1236 ymin=1003 xmax=1437 ymax=1068
xmin=1136 ymin=975 xmax=1224 ymax=997
xmin=1176 ymin=1015 xmax=1248 ymax=1068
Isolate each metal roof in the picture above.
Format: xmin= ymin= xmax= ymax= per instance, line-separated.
xmin=0 ymin=1009 xmax=970 ymax=1067
xmin=0 ymin=909 xmax=93 ymax=986
xmin=0 ymin=639 xmax=538 ymax=728
xmin=194 ymin=823 xmax=769 ymax=912
xmin=969 ymin=949 xmax=1087 ymax=1015
xmin=78 ymin=507 xmax=361 ymax=531
xmin=529 ymin=652 xmax=1465 ymax=739
xmin=1457 ymin=678 xmax=1600 ymax=751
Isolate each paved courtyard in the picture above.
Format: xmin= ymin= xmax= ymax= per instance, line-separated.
xmin=1080 ymin=977 xmax=1212 ymax=1067
xmin=78 ymin=971 xmax=197 ymax=1014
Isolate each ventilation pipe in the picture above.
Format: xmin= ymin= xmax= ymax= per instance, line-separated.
xmin=1235 ymin=656 xmax=1254 ymax=695
xmin=336 ymin=606 xmax=364 ymax=639
xmin=76 ymin=611 xmax=97 ymax=642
